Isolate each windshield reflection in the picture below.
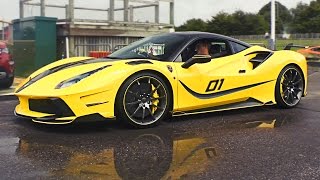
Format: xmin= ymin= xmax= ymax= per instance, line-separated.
xmin=108 ymin=34 xmax=188 ymax=61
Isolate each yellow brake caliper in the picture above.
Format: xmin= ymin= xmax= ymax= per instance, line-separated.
xmin=151 ymin=84 xmax=160 ymax=114
xmin=280 ymin=76 xmax=285 ymax=97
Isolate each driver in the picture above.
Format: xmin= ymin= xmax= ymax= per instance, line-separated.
xmin=195 ymin=41 xmax=210 ymax=56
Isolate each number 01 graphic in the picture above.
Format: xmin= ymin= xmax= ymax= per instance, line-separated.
xmin=206 ymin=79 xmax=225 ymax=92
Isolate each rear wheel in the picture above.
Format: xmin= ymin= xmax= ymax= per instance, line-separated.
xmin=116 ymin=72 xmax=171 ymax=128
xmin=275 ymin=65 xmax=304 ymax=108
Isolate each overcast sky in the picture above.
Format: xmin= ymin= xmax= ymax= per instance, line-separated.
xmin=0 ymin=0 xmax=313 ymax=25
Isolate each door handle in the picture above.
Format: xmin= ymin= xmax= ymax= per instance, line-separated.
xmin=239 ymin=70 xmax=246 ymax=73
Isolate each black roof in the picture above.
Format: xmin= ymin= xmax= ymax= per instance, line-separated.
xmin=165 ymin=31 xmax=251 ymax=47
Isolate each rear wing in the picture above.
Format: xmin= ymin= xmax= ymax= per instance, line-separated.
xmin=284 ymin=43 xmax=319 ymax=60
xmin=283 ymin=43 xmax=309 ymax=50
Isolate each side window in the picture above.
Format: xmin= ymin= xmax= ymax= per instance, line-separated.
xmin=209 ymin=41 xmax=232 ymax=58
xmin=175 ymin=54 xmax=183 ymax=62
xmin=178 ymin=38 xmax=232 ymax=62
xmin=230 ymin=41 xmax=248 ymax=53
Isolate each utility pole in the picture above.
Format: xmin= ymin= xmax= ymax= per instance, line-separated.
xmin=270 ymin=0 xmax=276 ymax=50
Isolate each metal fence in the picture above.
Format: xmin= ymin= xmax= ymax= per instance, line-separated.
xmin=22 ymin=0 xmax=175 ymax=26
xmin=233 ymin=33 xmax=320 ymax=40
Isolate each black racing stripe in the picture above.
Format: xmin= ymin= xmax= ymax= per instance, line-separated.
xmin=179 ymin=80 xmax=275 ymax=99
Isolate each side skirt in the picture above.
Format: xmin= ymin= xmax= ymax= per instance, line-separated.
xmin=172 ymin=98 xmax=274 ymax=117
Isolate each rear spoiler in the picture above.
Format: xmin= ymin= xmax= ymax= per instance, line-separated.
xmin=284 ymin=43 xmax=319 ymax=60
xmin=283 ymin=43 xmax=309 ymax=50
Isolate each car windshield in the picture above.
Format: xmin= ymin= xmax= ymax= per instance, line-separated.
xmin=108 ymin=34 xmax=188 ymax=61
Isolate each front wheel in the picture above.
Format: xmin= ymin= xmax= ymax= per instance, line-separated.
xmin=275 ymin=65 xmax=304 ymax=108
xmin=116 ymin=72 xmax=171 ymax=128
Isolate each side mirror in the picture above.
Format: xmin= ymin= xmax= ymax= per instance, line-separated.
xmin=181 ymin=55 xmax=212 ymax=69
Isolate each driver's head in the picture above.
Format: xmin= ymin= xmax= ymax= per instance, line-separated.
xmin=196 ymin=41 xmax=210 ymax=55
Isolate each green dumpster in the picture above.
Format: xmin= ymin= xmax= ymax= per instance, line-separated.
xmin=13 ymin=16 xmax=57 ymax=77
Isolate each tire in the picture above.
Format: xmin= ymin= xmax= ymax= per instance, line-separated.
xmin=115 ymin=72 xmax=171 ymax=128
xmin=275 ymin=65 xmax=304 ymax=108
xmin=0 ymin=76 xmax=14 ymax=89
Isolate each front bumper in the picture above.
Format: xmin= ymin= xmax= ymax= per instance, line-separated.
xmin=15 ymin=90 xmax=116 ymax=124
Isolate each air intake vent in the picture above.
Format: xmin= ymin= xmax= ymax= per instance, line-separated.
xmin=246 ymin=51 xmax=273 ymax=69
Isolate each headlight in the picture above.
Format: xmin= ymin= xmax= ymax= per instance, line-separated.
xmin=55 ymin=65 xmax=111 ymax=89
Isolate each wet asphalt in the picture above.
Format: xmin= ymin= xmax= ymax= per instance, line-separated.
xmin=0 ymin=65 xmax=319 ymax=180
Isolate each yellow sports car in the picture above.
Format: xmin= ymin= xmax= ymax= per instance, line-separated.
xmin=14 ymin=32 xmax=307 ymax=128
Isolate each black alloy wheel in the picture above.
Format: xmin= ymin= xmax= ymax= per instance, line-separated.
xmin=275 ymin=65 xmax=304 ymax=108
xmin=116 ymin=72 xmax=171 ymax=128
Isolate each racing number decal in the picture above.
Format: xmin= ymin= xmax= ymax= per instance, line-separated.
xmin=206 ymin=79 xmax=225 ymax=92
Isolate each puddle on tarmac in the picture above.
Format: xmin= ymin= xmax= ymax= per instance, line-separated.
xmin=15 ymin=129 xmax=218 ymax=180
xmin=230 ymin=118 xmax=291 ymax=129
xmin=12 ymin=115 xmax=293 ymax=179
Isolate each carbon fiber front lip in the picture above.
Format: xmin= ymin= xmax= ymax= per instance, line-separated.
xmin=15 ymin=110 xmax=114 ymax=124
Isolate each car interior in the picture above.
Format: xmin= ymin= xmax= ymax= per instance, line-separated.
xmin=180 ymin=39 xmax=232 ymax=62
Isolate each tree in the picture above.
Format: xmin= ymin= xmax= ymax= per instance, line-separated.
xmin=291 ymin=0 xmax=320 ymax=33
xmin=206 ymin=11 xmax=267 ymax=35
xmin=175 ymin=19 xmax=207 ymax=32
xmin=258 ymin=1 xmax=293 ymax=33
xmin=175 ymin=2 xmax=299 ymax=35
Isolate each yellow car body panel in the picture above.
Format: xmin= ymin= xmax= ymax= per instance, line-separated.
xmin=174 ymin=46 xmax=307 ymax=112
xmin=15 ymin=58 xmax=179 ymax=123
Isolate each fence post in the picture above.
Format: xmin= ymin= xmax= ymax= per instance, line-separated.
xmin=19 ymin=0 xmax=24 ymax=18
xmin=155 ymin=2 xmax=160 ymax=24
xmin=69 ymin=0 xmax=74 ymax=23
xmin=1 ymin=22 xmax=4 ymax=41
xmin=65 ymin=4 xmax=70 ymax=19
xmin=40 ymin=0 xmax=46 ymax=16
xmin=109 ymin=0 xmax=115 ymax=21
xmin=169 ymin=1 xmax=174 ymax=25
xmin=124 ymin=0 xmax=129 ymax=22
xmin=129 ymin=5 xmax=134 ymax=22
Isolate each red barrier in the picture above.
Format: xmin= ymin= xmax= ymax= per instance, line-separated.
xmin=89 ymin=51 xmax=111 ymax=58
